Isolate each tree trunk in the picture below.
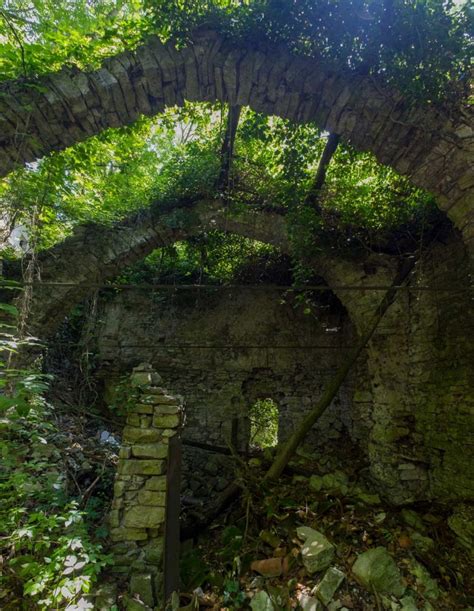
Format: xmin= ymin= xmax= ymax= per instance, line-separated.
xmin=217 ymin=105 xmax=242 ymax=192
xmin=305 ymin=133 xmax=340 ymax=208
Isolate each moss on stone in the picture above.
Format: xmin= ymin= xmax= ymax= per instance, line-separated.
xmin=131 ymin=444 xmax=168 ymax=459
xmin=119 ymin=459 xmax=165 ymax=476
xmin=123 ymin=506 xmax=165 ymax=529
xmin=152 ymin=414 xmax=180 ymax=428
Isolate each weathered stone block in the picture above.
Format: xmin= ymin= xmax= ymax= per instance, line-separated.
xmin=152 ymin=404 xmax=179 ymax=415
xmin=138 ymin=489 xmax=166 ymax=506
xmin=111 ymin=542 xmax=137 ymax=555
xmin=119 ymin=459 xmax=164 ymax=476
xmin=250 ymin=591 xmax=275 ymax=610
xmin=122 ymin=426 xmax=161 ymax=443
xmin=152 ymin=414 xmax=180 ymax=428
xmin=129 ymin=475 xmax=147 ymax=489
xmin=129 ymin=573 xmax=154 ymax=607
xmin=114 ymin=552 xmax=139 ymax=566
xmin=111 ymin=497 xmax=124 ymax=509
xmin=123 ymin=506 xmax=165 ymax=528
xmin=130 ymin=371 xmax=153 ymax=387
xmin=129 ymin=403 xmax=154 ymax=414
xmin=144 ymin=394 xmax=176 ymax=405
xmin=110 ymin=526 xmax=148 ymax=542
xmin=145 ymin=476 xmax=167 ymax=491
xmin=132 ymin=443 xmax=168 ymax=459
xmin=297 ymin=527 xmax=335 ymax=574
xmin=144 ymin=540 xmax=164 ymax=565
xmin=161 ymin=429 xmax=176 ymax=438
xmin=127 ymin=414 xmax=141 ymax=427
xmin=119 ymin=446 xmax=132 ymax=459
xmin=114 ymin=480 xmax=127 ymax=497
xmin=109 ymin=509 xmax=120 ymax=528
xmin=352 ymin=547 xmax=405 ymax=597
xmin=131 ymin=364 xmax=162 ymax=385
xmin=131 ymin=560 xmax=146 ymax=572
xmin=313 ymin=567 xmax=345 ymax=605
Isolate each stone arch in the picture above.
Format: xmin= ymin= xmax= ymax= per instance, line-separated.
xmin=0 ymin=30 xmax=472 ymax=247
xmin=26 ymin=200 xmax=388 ymax=338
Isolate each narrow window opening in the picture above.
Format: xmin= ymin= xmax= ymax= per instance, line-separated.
xmin=249 ymin=398 xmax=279 ymax=449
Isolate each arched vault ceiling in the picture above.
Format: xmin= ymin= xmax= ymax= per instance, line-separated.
xmin=0 ymin=30 xmax=473 ymax=245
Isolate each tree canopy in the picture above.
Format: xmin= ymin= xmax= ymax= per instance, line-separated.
xmin=1 ymin=1 xmax=472 ymax=258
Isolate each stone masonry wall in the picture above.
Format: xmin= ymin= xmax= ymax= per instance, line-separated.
xmin=92 ymin=234 xmax=473 ymax=506
xmin=346 ymin=234 xmax=474 ymax=504
xmin=109 ymin=363 xmax=183 ymax=609
xmin=95 ymin=288 xmax=356 ymax=501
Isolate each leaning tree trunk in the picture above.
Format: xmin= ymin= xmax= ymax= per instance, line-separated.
xmin=264 ymin=256 xmax=416 ymax=481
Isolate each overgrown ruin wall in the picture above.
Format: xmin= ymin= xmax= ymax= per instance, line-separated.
xmin=94 ymin=288 xmax=357 ymax=502
xmin=88 ymin=233 xmax=474 ymax=507
xmin=354 ymin=235 xmax=474 ymax=504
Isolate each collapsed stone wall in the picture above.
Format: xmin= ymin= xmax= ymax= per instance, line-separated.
xmin=94 ymin=288 xmax=357 ymax=500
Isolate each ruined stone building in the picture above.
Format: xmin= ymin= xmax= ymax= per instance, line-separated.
xmin=1 ymin=22 xmax=472 ymax=607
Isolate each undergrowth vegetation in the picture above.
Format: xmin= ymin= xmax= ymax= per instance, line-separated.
xmin=0 ymin=302 xmax=112 ymax=609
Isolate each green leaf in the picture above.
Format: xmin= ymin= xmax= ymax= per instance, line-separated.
xmin=0 ymin=303 xmax=18 ymax=317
